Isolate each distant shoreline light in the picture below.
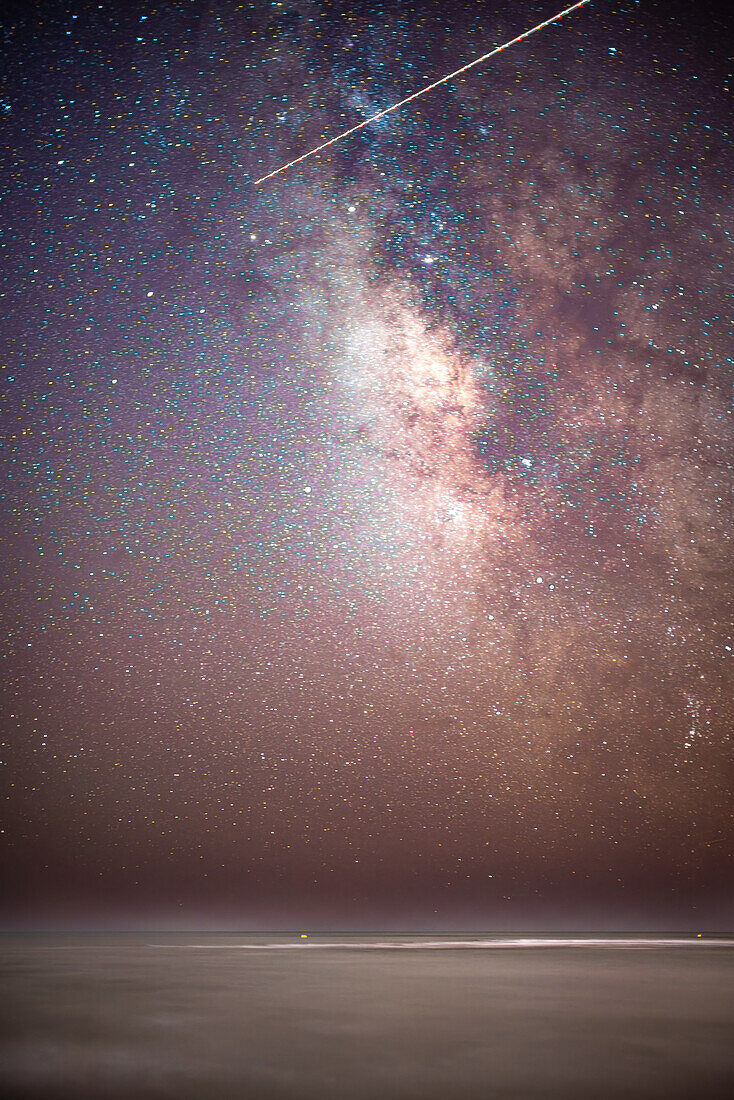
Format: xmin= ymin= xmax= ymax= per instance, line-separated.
xmin=148 ymin=936 xmax=734 ymax=950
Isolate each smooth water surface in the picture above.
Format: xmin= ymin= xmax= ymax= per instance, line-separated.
xmin=1 ymin=933 xmax=732 ymax=1099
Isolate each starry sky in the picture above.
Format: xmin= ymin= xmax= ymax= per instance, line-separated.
xmin=1 ymin=0 xmax=732 ymax=930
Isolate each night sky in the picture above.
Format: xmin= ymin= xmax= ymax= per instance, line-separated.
xmin=1 ymin=0 xmax=731 ymax=929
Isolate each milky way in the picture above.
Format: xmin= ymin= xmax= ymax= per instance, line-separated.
xmin=1 ymin=0 xmax=731 ymax=928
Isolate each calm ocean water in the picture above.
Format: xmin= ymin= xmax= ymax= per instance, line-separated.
xmin=1 ymin=932 xmax=732 ymax=1098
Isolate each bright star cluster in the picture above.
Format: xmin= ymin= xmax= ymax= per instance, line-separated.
xmin=1 ymin=0 xmax=731 ymax=928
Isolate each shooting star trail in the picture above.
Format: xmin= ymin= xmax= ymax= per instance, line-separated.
xmin=253 ymin=0 xmax=594 ymax=185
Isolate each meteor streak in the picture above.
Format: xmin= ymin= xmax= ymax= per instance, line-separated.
xmin=254 ymin=0 xmax=594 ymax=185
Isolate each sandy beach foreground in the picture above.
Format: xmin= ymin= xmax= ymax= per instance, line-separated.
xmin=1 ymin=933 xmax=732 ymax=1099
